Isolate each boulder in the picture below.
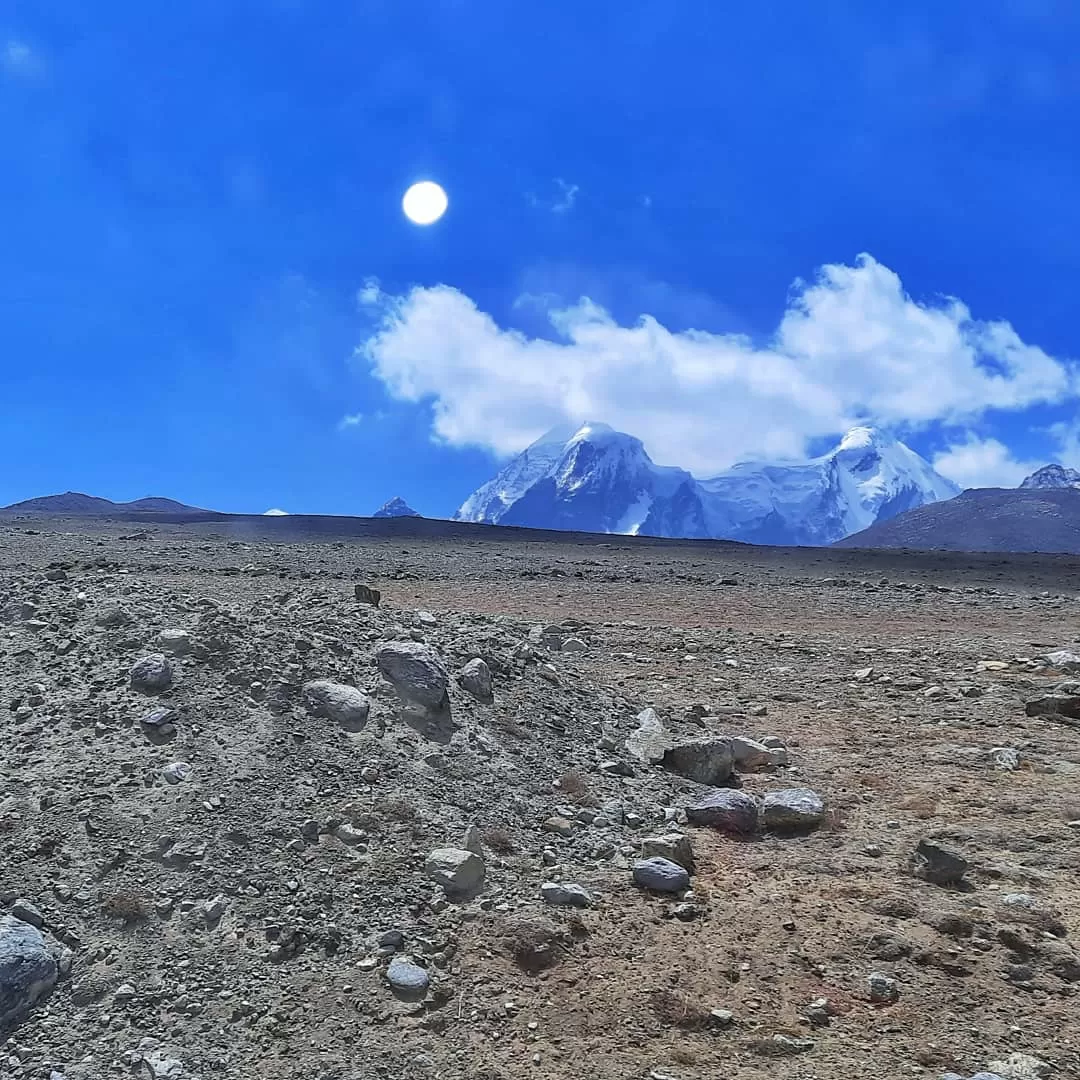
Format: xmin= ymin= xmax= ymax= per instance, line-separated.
xmin=129 ymin=654 xmax=173 ymax=694
xmin=424 ymin=847 xmax=485 ymax=896
xmin=0 ymin=915 xmax=57 ymax=1031
xmin=1044 ymin=649 xmax=1080 ymax=673
xmin=662 ymin=737 xmax=735 ymax=786
xmin=354 ymin=583 xmax=381 ymax=607
xmin=761 ymin=788 xmax=825 ymax=830
xmin=302 ymin=680 xmax=371 ymax=731
xmin=376 ymin=641 xmax=449 ymax=712
xmin=458 ymin=657 xmax=493 ymax=701
xmin=1025 ymin=694 xmax=1080 ymax=720
xmin=632 ymin=857 xmax=690 ymax=893
xmin=685 ymin=789 xmax=760 ymax=834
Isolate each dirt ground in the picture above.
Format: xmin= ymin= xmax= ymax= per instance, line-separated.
xmin=1 ymin=517 xmax=1078 ymax=1080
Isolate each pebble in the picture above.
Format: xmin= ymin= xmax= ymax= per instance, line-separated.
xmin=386 ymin=956 xmax=430 ymax=1000
xmin=911 ymin=839 xmax=970 ymax=885
xmin=458 ymin=657 xmax=493 ymax=701
xmin=540 ymin=882 xmax=593 ymax=908
xmin=424 ymin=847 xmax=485 ymax=895
xmin=129 ymin=653 xmax=174 ymax=694
xmin=761 ymin=788 xmax=825 ymax=830
xmin=10 ymin=899 xmax=43 ymax=929
xmin=162 ymin=762 xmax=191 ymax=785
xmin=867 ymin=971 xmax=899 ymax=1003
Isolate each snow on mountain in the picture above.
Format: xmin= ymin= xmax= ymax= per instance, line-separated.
xmin=455 ymin=422 xmax=959 ymax=545
xmin=454 ymin=422 xmax=707 ymax=537
xmin=699 ymin=425 xmax=960 ymax=545
xmin=1020 ymin=464 xmax=1080 ymax=490
xmin=373 ymin=496 xmax=421 ymax=518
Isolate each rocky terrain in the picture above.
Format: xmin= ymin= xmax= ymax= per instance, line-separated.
xmin=2 ymin=516 xmax=1079 ymax=1080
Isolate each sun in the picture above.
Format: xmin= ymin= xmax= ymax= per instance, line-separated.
xmin=402 ymin=181 xmax=448 ymax=225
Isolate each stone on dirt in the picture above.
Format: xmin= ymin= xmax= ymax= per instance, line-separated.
xmin=632 ymin=857 xmax=690 ymax=893
xmin=302 ymin=679 xmax=371 ymax=731
xmin=376 ymin=641 xmax=449 ymax=712
xmin=354 ymin=583 xmax=381 ymax=606
xmin=761 ymin=788 xmax=825 ymax=830
xmin=386 ymin=956 xmax=430 ymax=1000
xmin=0 ymin=914 xmax=58 ymax=1030
xmin=540 ymin=882 xmax=593 ymax=908
xmin=911 ymin=840 xmax=970 ymax=885
xmin=625 ymin=707 xmax=671 ymax=764
xmin=424 ymin=847 xmax=485 ymax=895
xmin=685 ymin=789 xmax=760 ymax=833
xmin=130 ymin=653 xmax=173 ymax=694
xmin=639 ymin=833 xmax=695 ymax=873
xmin=458 ymin=657 xmax=493 ymax=701
xmin=731 ymin=735 xmax=773 ymax=770
xmin=661 ymin=737 xmax=735 ymax=786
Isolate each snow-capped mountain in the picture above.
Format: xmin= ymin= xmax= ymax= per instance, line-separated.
xmin=1020 ymin=464 xmax=1080 ymax=490
xmin=698 ymin=426 xmax=961 ymax=545
xmin=455 ymin=422 xmax=707 ymax=537
xmin=373 ymin=496 xmax=421 ymax=518
xmin=455 ymin=422 xmax=960 ymax=546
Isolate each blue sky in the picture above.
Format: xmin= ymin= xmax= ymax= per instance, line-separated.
xmin=3 ymin=1 xmax=1080 ymax=514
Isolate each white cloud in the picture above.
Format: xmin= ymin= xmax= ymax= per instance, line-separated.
xmin=358 ymin=254 xmax=1076 ymax=476
xmin=932 ymin=435 xmax=1043 ymax=489
xmin=263 ymin=508 xmax=289 ymax=516
xmin=528 ymin=178 xmax=579 ymax=214
xmin=2 ymin=39 xmax=41 ymax=78
xmin=338 ymin=412 xmax=364 ymax=430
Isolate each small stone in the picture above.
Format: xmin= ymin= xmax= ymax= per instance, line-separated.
xmin=685 ymin=789 xmax=760 ymax=833
xmin=561 ymin=637 xmax=587 ymax=654
xmin=140 ymin=706 xmax=177 ymax=729
xmin=352 ymin=582 xmax=382 ymax=608
xmin=113 ymin=982 xmax=136 ymax=1002
xmin=911 ymin=840 xmax=969 ymax=885
xmin=141 ymin=1049 xmax=185 ymax=1079
xmin=156 ymin=629 xmax=193 ymax=655
xmin=761 ymin=788 xmax=825 ymax=830
xmin=710 ymin=1007 xmax=736 ymax=1027
xmin=424 ymin=847 xmax=485 ymax=895
xmin=985 ymin=1052 xmax=1053 ymax=1080
xmin=989 ymin=747 xmax=1021 ymax=771
xmin=1044 ymin=649 xmax=1080 ymax=673
xmin=542 ymin=816 xmax=574 ymax=837
xmin=9 ymin=899 xmax=43 ymax=929
xmin=458 ymin=658 xmax=493 ymax=701
xmin=540 ymin=882 xmax=593 ymax=908
xmin=632 ymin=857 xmax=690 ymax=893
xmin=204 ymin=894 xmax=228 ymax=923
xmin=639 ymin=833 xmax=695 ymax=873
xmin=754 ymin=1034 xmax=815 ymax=1056
xmin=867 ymin=971 xmax=899 ymax=1003
xmin=129 ymin=654 xmax=173 ymax=694
xmin=162 ymin=762 xmax=191 ymax=785
xmin=386 ymin=956 xmax=430 ymax=1000
xmin=302 ymin=680 xmax=371 ymax=731
xmin=625 ymin=707 xmax=672 ymax=765
xmin=731 ymin=736 xmax=773 ymax=771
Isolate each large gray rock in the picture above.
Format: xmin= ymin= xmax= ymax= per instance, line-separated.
xmin=632 ymin=857 xmax=690 ymax=893
xmin=1044 ymin=649 xmax=1080 ymax=673
xmin=386 ymin=956 xmax=430 ymax=1001
xmin=424 ymin=847 xmax=485 ymax=895
xmin=761 ymin=788 xmax=825 ymax=830
xmin=662 ymin=737 xmax=735 ymax=786
xmin=129 ymin=653 xmax=173 ymax=694
xmin=625 ymin=707 xmax=672 ymax=764
xmin=458 ymin=657 xmax=493 ymax=702
xmin=302 ymin=680 xmax=371 ymax=731
xmin=911 ymin=840 xmax=969 ymax=885
xmin=685 ymin=789 xmax=760 ymax=833
xmin=376 ymin=641 xmax=449 ymax=712
xmin=0 ymin=914 xmax=57 ymax=1031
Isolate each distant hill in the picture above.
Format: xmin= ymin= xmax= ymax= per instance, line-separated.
xmin=1 ymin=491 xmax=205 ymax=516
xmin=1020 ymin=464 xmax=1080 ymax=490
xmin=835 ymin=487 xmax=1080 ymax=553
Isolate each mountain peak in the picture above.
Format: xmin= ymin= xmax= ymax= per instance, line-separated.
xmin=1020 ymin=464 xmax=1080 ymax=490
xmin=373 ymin=496 xmax=421 ymax=518
xmin=836 ymin=425 xmax=893 ymax=452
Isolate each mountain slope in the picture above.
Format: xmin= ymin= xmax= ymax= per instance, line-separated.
xmin=373 ymin=496 xmax=421 ymax=518
xmin=698 ymin=426 xmax=960 ymax=545
xmin=1021 ymin=464 xmax=1080 ymax=490
xmin=835 ymin=487 xmax=1080 ymax=553
xmin=1 ymin=492 xmax=204 ymax=515
xmin=456 ymin=423 xmax=957 ymax=545
xmin=456 ymin=422 xmax=708 ymax=537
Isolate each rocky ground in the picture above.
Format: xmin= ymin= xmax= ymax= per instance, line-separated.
xmin=1 ymin=517 xmax=1079 ymax=1080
